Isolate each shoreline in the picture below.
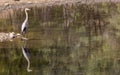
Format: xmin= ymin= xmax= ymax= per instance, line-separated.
xmin=0 ymin=0 xmax=81 ymax=11
xmin=0 ymin=0 xmax=120 ymax=11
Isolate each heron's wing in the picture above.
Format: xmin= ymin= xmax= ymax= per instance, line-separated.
xmin=21 ymin=21 xmax=28 ymax=32
xmin=23 ymin=27 xmax=27 ymax=32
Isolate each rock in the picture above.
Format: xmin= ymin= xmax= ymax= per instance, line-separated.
xmin=9 ymin=32 xmax=16 ymax=38
xmin=0 ymin=32 xmax=21 ymax=42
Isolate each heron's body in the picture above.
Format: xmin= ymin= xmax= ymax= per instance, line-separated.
xmin=21 ymin=8 xmax=30 ymax=35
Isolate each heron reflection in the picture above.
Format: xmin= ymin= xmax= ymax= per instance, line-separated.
xmin=22 ymin=46 xmax=32 ymax=72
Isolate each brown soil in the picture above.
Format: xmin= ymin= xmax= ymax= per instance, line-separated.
xmin=0 ymin=0 xmax=81 ymax=10
xmin=0 ymin=0 xmax=120 ymax=11
xmin=0 ymin=0 xmax=119 ymax=6
xmin=0 ymin=0 xmax=64 ymax=6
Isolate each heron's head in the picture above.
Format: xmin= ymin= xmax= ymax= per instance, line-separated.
xmin=25 ymin=8 xmax=30 ymax=11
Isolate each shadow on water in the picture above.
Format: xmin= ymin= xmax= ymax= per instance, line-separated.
xmin=0 ymin=1 xmax=120 ymax=75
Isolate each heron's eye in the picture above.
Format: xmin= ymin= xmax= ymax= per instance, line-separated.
xmin=13 ymin=36 xmax=15 ymax=38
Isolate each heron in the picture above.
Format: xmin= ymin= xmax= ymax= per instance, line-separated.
xmin=21 ymin=8 xmax=30 ymax=35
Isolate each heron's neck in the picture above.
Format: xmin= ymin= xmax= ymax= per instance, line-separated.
xmin=25 ymin=10 xmax=28 ymax=21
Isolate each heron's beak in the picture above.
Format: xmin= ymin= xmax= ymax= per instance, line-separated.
xmin=25 ymin=8 xmax=31 ymax=11
xmin=28 ymin=9 xmax=30 ymax=11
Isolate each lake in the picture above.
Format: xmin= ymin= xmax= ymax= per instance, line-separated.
xmin=0 ymin=1 xmax=120 ymax=75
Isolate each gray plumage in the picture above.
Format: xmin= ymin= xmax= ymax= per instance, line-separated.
xmin=21 ymin=8 xmax=30 ymax=35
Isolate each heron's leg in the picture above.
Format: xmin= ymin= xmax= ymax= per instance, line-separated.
xmin=21 ymin=33 xmax=28 ymax=40
xmin=21 ymin=32 xmax=25 ymax=40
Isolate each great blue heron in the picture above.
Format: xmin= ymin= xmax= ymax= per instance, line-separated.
xmin=21 ymin=8 xmax=30 ymax=35
xmin=22 ymin=47 xmax=32 ymax=72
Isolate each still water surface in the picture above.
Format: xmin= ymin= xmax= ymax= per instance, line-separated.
xmin=0 ymin=2 xmax=120 ymax=75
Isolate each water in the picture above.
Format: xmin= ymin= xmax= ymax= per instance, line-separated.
xmin=0 ymin=2 xmax=120 ymax=75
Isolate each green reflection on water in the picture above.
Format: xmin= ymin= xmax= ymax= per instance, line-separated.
xmin=0 ymin=2 xmax=120 ymax=75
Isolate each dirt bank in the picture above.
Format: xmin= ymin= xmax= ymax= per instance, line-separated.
xmin=0 ymin=0 xmax=120 ymax=11
xmin=0 ymin=0 xmax=81 ymax=10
